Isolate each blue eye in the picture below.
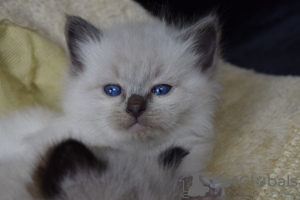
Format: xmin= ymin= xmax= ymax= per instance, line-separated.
xmin=152 ymin=84 xmax=172 ymax=95
xmin=104 ymin=85 xmax=122 ymax=96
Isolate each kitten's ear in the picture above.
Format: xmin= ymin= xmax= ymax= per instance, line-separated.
xmin=159 ymin=146 xmax=190 ymax=170
xmin=65 ymin=15 xmax=102 ymax=73
xmin=178 ymin=15 xmax=220 ymax=73
xmin=33 ymin=139 xmax=107 ymax=199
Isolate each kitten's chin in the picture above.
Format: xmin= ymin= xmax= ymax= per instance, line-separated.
xmin=128 ymin=122 xmax=147 ymax=133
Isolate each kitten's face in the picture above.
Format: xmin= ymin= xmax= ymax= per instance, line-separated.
xmin=63 ymin=16 xmax=219 ymax=139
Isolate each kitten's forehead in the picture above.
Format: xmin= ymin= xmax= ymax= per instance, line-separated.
xmin=97 ymin=22 xmax=194 ymax=88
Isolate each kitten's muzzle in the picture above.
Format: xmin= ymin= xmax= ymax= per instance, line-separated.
xmin=126 ymin=94 xmax=146 ymax=118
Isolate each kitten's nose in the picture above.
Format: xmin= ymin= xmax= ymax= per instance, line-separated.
xmin=126 ymin=94 xmax=146 ymax=118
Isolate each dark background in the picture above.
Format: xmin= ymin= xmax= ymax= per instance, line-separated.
xmin=134 ymin=0 xmax=300 ymax=76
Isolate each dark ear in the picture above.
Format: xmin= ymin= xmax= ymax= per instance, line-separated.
xmin=159 ymin=146 xmax=189 ymax=169
xmin=178 ymin=15 xmax=219 ymax=72
xmin=65 ymin=15 xmax=102 ymax=73
xmin=35 ymin=139 xmax=106 ymax=199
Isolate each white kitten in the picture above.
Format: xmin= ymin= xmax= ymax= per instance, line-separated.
xmin=60 ymin=15 xmax=221 ymax=173
xmin=0 ymin=14 xmax=221 ymax=195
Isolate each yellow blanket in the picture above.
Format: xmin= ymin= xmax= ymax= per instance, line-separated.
xmin=0 ymin=21 xmax=65 ymax=113
xmin=0 ymin=1 xmax=300 ymax=199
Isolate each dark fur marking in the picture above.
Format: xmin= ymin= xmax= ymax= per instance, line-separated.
xmin=178 ymin=16 xmax=219 ymax=72
xmin=193 ymin=24 xmax=217 ymax=71
xmin=33 ymin=139 xmax=107 ymax=199
xmin=65 ymin=15 xmax=102 ymax=73
xmin=159 ymin=146 xmax=190 ymax=169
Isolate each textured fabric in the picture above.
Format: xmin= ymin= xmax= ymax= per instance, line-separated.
xmin=0 ymin=21 xmax=65 ymax=113
xmin=257 ymin=129 xmax=300 ymax=199
xmin=208 ymin=63 xmax=300 ymax=199
xmin=0 ymin=0 xmax=300 ymax=199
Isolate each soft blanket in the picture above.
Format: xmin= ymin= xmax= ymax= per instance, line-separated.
xmin=0 ymin=0 xmax=299 ymax=199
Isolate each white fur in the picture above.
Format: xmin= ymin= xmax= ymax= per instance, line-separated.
xmin=62 ymin=16 xmax=220 ymax=173
xmin=0 ymin=106 xmax=56 ymax=200
xmin=0 ymin=16 xmax=220 ymax=199
xmin=40 ymin=145 xmax=185 ymax=200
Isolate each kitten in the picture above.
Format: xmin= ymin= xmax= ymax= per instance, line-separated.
xmin=63 ymin=14 xmax=220 ymax=172
xmin=0 ymin=14 xmax=221 ymax=175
